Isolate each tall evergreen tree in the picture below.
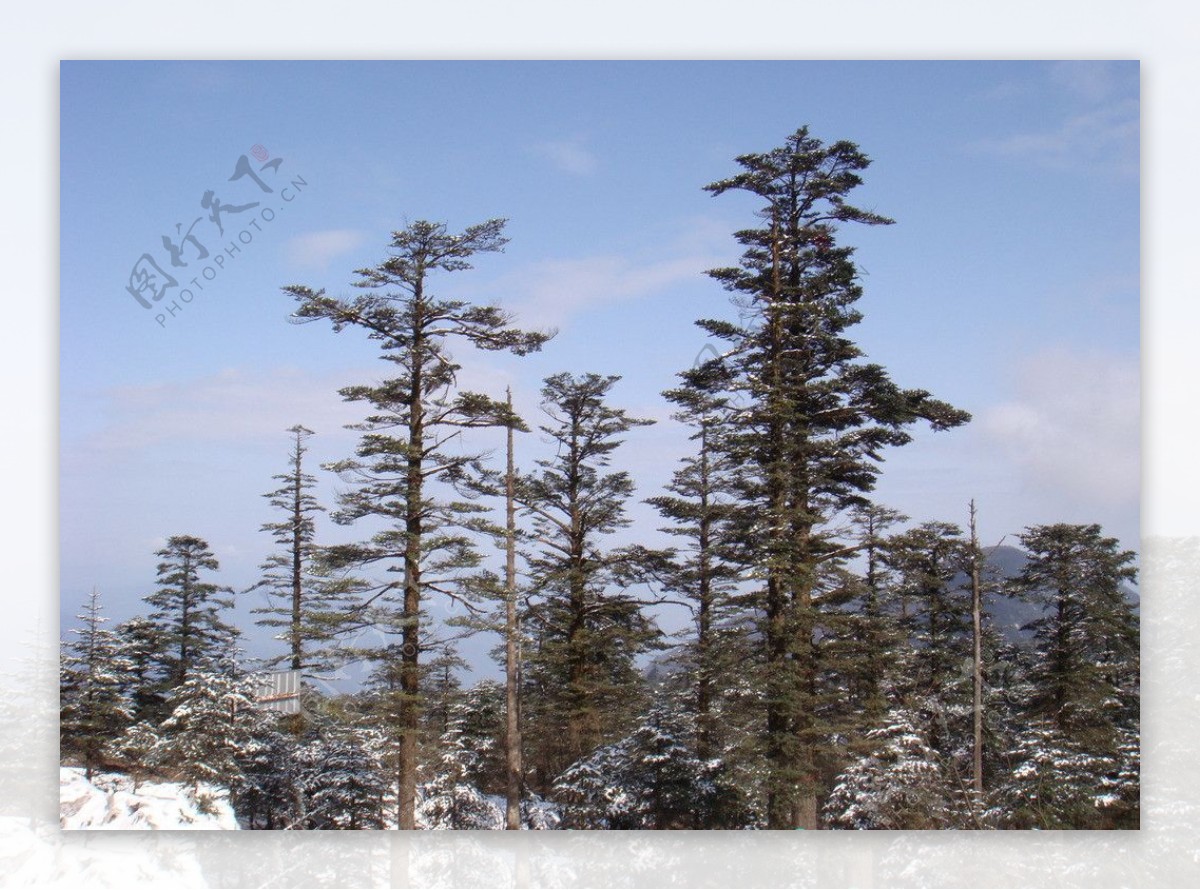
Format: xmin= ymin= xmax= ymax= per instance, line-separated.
xmin=144 ymin=535 xmax=238 ymax=689
xmin=883 ymin=521 xmax=974 ymax=716
xmin=647 ymin=388 xmax=741 ymax=762
xmin=843 ymin=504 xmax=908 ymax=725
xmin=60 ymin=588 xmax=134 ymax=779
xmin=283 ymin=218 xmax=550 ymax=829
xmin=1012 ymin=524 xmax=1139 ymax=760
xmin=684 ymin=126 xmax=971 ymax=827
xmin=519 ymin=372 xmax=659 ymax=786
xmin=251 ymin=424 xmax=352 ymax=673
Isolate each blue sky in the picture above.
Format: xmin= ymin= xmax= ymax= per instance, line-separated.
xmin=60 ymin=61 xmax=1139 ymax=675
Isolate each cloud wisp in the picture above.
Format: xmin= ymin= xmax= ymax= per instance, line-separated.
xmin=531 ymin=138 xmax=598 ymax=175
xmin=505 ymin=253 xmax=714 ymax=330
xmin=981 ymin=348 xmax=1139 ymax=509
xmin=81 ymin=366 xmax=373 ymax=453
xmin=480 ymin=216 xmax=732 ymax=330
xmin=285 ymin=229 xmax=369 ymax=270
xmin=977 ymin=62 xmax=1138 ymax=176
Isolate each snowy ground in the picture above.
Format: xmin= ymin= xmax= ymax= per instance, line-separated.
xmin=59 ymin=768 xmax=239 ymax=830
xmin=61 ymin=768 xmax=561 ymax=831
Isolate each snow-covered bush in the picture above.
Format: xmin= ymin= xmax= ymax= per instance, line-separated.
xmin=991 ymin=721 xmax=1138 ymax=829
xmin=824 ymin=710 xmax=963 ymax=830
xmin=418 ymin=707 xmax=501 ymax=830
xmin=554 ymin=699 xmax=733 ymax=829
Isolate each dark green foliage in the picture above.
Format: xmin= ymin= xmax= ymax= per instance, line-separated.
xmin=683 ymin=126 xmax=971 ymax=827
xmin=60 ymin=589 xmax=134 ymax=779
xmin=646 ymin=388 xmax=743 ymax=762
xmin=284 ymin=218 xmax=550 ymax=828
xmin=114 ymin=616 xmax=169 ymax=723
xmin=519 ymin=372 xmax=660 ymax=786
xmin=251 ymin=425 xmax=358 ymax=674
xmin=883 ymin=522 xmax=974 ymax=721
xmin=1012 ymin=523 xmax=1139 ymax=751
xmin=143 ymin=535 xmax=239 ymax=689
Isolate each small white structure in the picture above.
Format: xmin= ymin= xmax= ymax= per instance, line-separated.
xmin=252 ymin=670 xmax=301 ymax=714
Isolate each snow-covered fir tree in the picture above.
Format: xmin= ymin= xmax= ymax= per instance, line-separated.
xmin=143 ymin=535 xmax=239 ymax=689
xmin=297 ymin=727 xmax=388 ymax=830
xmin=554 ymin=694 xmax=736 ymax=829
xmin=418 ymin=702 xmax=500 ymax=830
xmin=235 ymin=723 xmax=304 ymax=829
xmin=60 ymin=588 xmax=134 ymax=779
xmin=109 ymin=720 xmax=162 ymax=791
xmin=883 ymin=522 xmax=974 ymax=712
xmin=114 ymin=615 xmax=170 ymax=724
xmin=824 ymin=709 xmax=967 ymax=830
xmin=992 ymin=720 xmax=1138 ymax=829
xmin=989 ymin=523 xmax=1140 ymax=829
xmin=151 ymin=655 xmax=259 ymax=794
xmin=1013 ymin=524 xmax=1139 ymax=757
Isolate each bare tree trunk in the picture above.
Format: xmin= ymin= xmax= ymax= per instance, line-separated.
xmin=970 ymin=499 xmax=984 ymax=796
xmin=291 ymin=432 xmax=304 ymax=672
xmin=397 ymin=320 xmax=425 ymax=832
xmin=695 ymin=423 xmax=713 ymax=762
xmin=505 ymin=388 xmax=523 ymax=830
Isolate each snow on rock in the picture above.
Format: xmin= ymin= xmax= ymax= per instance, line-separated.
xmin=59 ymin=768 xmax=239 ymax=830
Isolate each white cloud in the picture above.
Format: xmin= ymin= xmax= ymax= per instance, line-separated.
xmin=84 ymin=366 xmax=374 ymax=452
xmin=485 ymin=216 xmax=731 ymax=330
xmin=981 ymin=349 xmax=1139 ymax=508
xmin=506 ymin=254 xmax=709 ymax=329
xmin=977 ymin=62 xmax=1138 ymax=176
xmin=75 ymin=359 xmax=537 ymax=460
xmin=284 ymin=229 xmax=368 ymax=270
xmin=531 ymin=138 xmax=598 ymax=175
xmin=976 ymin=98 xmax=1138 ymax=175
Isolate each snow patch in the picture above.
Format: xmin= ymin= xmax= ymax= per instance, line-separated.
xmin=59 ymin=767 xmax=239 ymax=830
